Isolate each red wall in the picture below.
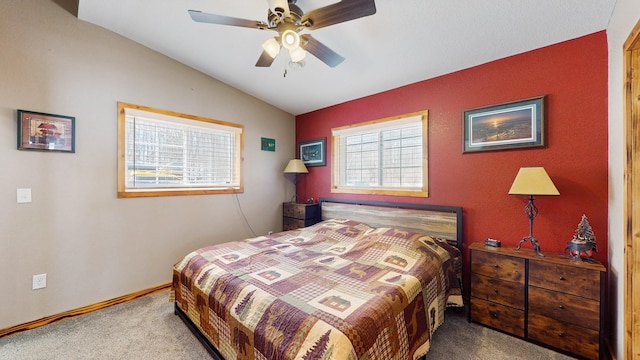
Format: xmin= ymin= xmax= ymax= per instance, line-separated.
xmin=295 ymin=32 xmax=608 ymax=269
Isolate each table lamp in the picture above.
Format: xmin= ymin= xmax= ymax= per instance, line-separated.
xmin=284 ymin=159 xmax=308 ymax=203
xmin=508 ymin=166 xmax=560 ymax=256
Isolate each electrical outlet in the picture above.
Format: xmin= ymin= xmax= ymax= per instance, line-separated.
xmin=32 ymin=274 xmax=47 ymax=290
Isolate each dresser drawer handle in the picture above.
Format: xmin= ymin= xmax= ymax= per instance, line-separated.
xmin=559 ymin=276 xmax=565 ymax=281
xmin=493 ymin=264 xmax=500 ymax=269
xmin=493 ymin=288 xmax=499 ymax=293
xmin=491 ymin=311 xmax=499 ymax=318
xmin=557 ymin=332 xmax=566 ymax=338
xmin=558 ymin=304 xmax=565 ymax=309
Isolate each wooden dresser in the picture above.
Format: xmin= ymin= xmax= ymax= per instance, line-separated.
xmin=282 ymin=202 xmax=321 ymax=231
xmin=469 ymin=242 xmax=605 ymax=359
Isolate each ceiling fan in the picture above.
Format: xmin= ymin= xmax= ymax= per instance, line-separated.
xmin=188 ymin=0 xmax=376 ymax=68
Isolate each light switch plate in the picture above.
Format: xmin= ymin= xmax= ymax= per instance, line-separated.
xmin=17 ymin=188 xmax=32 ymax=203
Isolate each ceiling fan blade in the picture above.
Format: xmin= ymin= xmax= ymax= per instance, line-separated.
xmin=300 ymin=35 xmax=345 ymax=67
xmin=301 ymin=0 xmax=376 ymax=30
xmin=188 ymin=10 xmax=266 ymax=29
xmin=255 ymin=50 xmax=277 ymax=67
xmin=267 ymin=0 xmax=290 ymax=17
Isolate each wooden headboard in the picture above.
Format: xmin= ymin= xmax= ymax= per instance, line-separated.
xmin=319 ymin=197 xmax=463 ymax=251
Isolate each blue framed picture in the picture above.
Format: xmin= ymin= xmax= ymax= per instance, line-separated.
xmin=299 ymin=137 xmax=326 ymax=166
xmin=463 ymin=96 xmax=546 ymax=153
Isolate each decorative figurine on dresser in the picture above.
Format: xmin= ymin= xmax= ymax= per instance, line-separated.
xmin=565 ymin=214 xmax=598 ymax=261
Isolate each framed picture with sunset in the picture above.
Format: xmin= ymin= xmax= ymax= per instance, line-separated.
xmin=463 ymin=95 xmax=545 ymax=153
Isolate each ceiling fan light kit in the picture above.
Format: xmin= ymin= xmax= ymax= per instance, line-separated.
xmin=288 ymin=60 xmax=305 ymax=70
xmin=188 ymin=0 xmax=377 ymax=68
xmin=289 ymin=47 xmax=306 ymax=62
xmin=262 ymin=37 xmax=281 ymax=58
xmin=281 ymin=29 xmax=300 ymax=50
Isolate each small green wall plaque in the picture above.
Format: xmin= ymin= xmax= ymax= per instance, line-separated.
xmin=261 ymin=137 xmax=275 ymax=151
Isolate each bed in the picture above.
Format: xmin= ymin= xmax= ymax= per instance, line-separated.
xmin=172 ymin=198 xmax=463 ymax=360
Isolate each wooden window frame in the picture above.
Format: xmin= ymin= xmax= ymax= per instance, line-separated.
xmin=117 ymin=102 xmax=244 ymax=198
xmin=331 ymin=110 xmax=428 ymax=197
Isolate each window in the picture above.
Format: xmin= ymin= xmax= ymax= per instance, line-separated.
xmin=331 ymin=111 xmax=428 ymax=197
xmin=117 ymin=102 xmax=244 ymax=198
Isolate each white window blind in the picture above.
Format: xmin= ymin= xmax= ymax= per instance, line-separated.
xmin=117 ymin=103 xmax=243 ymax=197
xmin=332 ymin=111 xmax=428 ymax=196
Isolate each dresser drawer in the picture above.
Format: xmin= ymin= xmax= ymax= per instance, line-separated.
xmin=471 ymin=250 xmax=525 ymax=284
xmin=529 ymin=286 xmax=599 ymax=330
xmin=470 ymin=298 xmax=524 ymax=337
xmin=283 ymin=203 xmax=321 ymax=231
xmin=529 ymin=261 xmax=600 ymax=300
xmin=283 ymin=203 xmax=302 ymax=218
xmin=528 ymin=313 xmax=599 ymax=359
xmin=283 ymin=217 xmax=306 ymax=231
xmin=283 ymin=202 xmax=319 ymax=220
xmin=471 ymin=273 xmax=524 ymax=309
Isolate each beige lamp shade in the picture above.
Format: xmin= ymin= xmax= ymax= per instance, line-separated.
xmin=284 ymin=159 xmax=308 ymax=174
xmin=508 ymin=167 xmax=560 ymax=195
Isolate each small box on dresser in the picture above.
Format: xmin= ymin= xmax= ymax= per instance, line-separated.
xmin=282 ymin=202 xmax=321 ymax=231
xmin=469 ymin=242 xmax=606 ymax=359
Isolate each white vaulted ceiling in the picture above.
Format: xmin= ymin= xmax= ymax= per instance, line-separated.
xmin=77 ymin=0 xmax=615 ymax=115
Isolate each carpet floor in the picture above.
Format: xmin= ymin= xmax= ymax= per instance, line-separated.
xmin=0 ymin=290 xmax=574 ymax=359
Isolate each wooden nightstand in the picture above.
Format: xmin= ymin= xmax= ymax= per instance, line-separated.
xmin=469 ymin=242 xmax=605 ymax=359
xmin=282 ymin=202 xmax=321 ymax=231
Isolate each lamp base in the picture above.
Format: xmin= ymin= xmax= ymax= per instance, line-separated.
xmin=515 ymin=235 xmax=544 ymax=257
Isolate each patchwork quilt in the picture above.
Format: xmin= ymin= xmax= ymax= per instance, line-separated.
xmin=172 ymin=219 xmax=463 ymax=360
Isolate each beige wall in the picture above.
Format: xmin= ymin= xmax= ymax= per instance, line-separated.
xmin=608 ymin=1 xmax=640 ymax=359
xmin=0 ymin=1 xmax=295 ymax=329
